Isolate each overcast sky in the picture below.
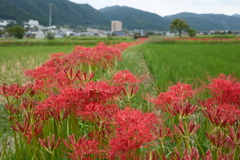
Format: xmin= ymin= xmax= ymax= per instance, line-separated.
xmin=68 ymin=0 xmax=240 ymax=17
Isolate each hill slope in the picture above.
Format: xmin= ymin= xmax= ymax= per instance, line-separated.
xmin=164 ymin=12 xmax=240 ymax=30
xmin=0 ymin=0 xmax=110 ymax=28
xmin=99 ymin=5 xmax=170 ymax=30
xmin=232 ymin=14 xmax=240 ymax=17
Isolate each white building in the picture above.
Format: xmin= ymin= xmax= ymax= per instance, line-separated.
xmin=24 ymin=20 xmax=40 ymax=28
xmin=0 ymin=20 xmax=16 ymax=31
xmin=111 ymin=21 xmax=122 ymax=32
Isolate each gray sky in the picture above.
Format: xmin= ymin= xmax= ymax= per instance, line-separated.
xmin=68 ymin=0 xmax=240 ymax=17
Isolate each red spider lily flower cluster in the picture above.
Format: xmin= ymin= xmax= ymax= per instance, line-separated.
xmin=12 ymin=116 xmax=43 ymax=143
xmin=200 ymin=74 xmax=240 ymax=127
xmin=111 ymin=38 xmax=147 ymax=52
xmin=112 ymin=70 xmax=141 ymax=99
xmin=63 ymin=134 xmax=100 ymax=160
xmin=207 ymin=74 xmax=240 ymax=106
xmin=109 ymin=107 xmax=158 ymax=159
xmin=147 ymin=82 xmax=195 ymax=110
xmin=72 ymin=42 xmax=122 ymax=68
xmin=173 ymin=120 xmax=200 ymax=137
xmin=0 ymin=83 xmax=26 ymax=98
xmin=168 ymin=101 xmax=198 ymax=118
xmin=226 ymin=126 xmax=240 ymax=148
xmin=206 ymin=131 xmax=227 ymax=148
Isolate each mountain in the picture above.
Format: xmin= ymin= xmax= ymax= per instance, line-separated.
xmin=1 ymin=1 xmax=240 ymax=31
xmin=232 ymin=14 xmax=240 ymax=17
xmin=0 ymin=0 xmax=110 ymax=28
xmin=164 ymin=12 xmax=240 ymax=30
xmin=99 ymin=5 xmax=170 ymax=30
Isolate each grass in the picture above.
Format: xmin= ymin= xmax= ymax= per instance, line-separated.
xmin=140 ymin=43 xmax=240 ymax=91
xmin=0 ymin=36 xmax=136 ymax=46
xmin=0 ymin=46 xmax=75 ymax=84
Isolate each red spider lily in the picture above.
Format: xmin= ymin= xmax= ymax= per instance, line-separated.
xmin=35 ymin=81 xmax=120 ymax=121
xmin=206 ymin=131 xmax=226 ymax=148
xmin=112 ymin=70 xmax=141 ymax=100
xmin=20 ymin=98 xmax=36 ymax=111
xmin=35 ymin=94 xmax=70 ymax=112
xmin=151 ymin=122 xmax=173 ymax=141
xmin=109 ymin=124 xmax=153 ymax=159
xmin=12 ymin=118 xmax=31 ymax=134
xmin=39 ymin=134 xmax=61 ymax=153
xmin=202 ymin=150 xmax=234 ymax=160
xmin=63 ymin=67 xmax=81 ymax=81
xmin=206 ymin=74 xmax=240 ymax=106
xmin=12 ymin=117 xmax=43 ymax=143
xmin=109 ymin=107 xmax=157 ymax=159
xmin=110 ymin=38 xmax=147 ymax=52
xmin=0 ymin=83 xmax=26 ymax=99
xmin=202 ymin=150 xmax=212 ymax=160
xmin=147 ymin=82 xmax=195 ymax=110
xmin=62 ymin=134 xmax=100 ymax=160
xmin=112 ymin=70 xmax=140 ymax=84
xmin=167 ymin=101 xmax=198 ymax=118
xmin=170 ymin=147 xmax=200 ymax=160
xmin=173 ymin=120 xmax=200 ymax=136
xmin=50 ymin=52 xmax=66 ymax=59
xmin=226 ymin=126 xmax=240 ymax=148
xmin=50 ymin=109 xmax=70 ymax=121
xmin=78 ymin=72 xmax=95 ymax=83
xmin=5 ymin=104 xmax=20 ymax=114
xmin=76 ymin=102 xmax=106 ymax=122
xmin=25 ymin=66 xmax=57 ymax=80
xmin=72 ymin=42 xmax=122 ymax=68
xmin=115 ymin=107 xmax=157 ymax=127
xmin=83 ymin=81 xmax=119 ymax=103
xmin=202 ymin=104 xmax=239 ymax=127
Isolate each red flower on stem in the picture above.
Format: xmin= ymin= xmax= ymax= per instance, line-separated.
xmin=39 ymin=134 xmax=61 ymax=153
xmin=62 ymin=134 xmax=100 ymax=160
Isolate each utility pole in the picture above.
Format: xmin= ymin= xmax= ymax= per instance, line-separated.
xmin=49 ymin=3 xmax=52 ymax=27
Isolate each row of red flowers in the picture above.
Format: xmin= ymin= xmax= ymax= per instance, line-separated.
xmin=0 ymin=38 xmax=239 ymax=159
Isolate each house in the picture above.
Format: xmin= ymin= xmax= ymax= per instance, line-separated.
xmin=24 ymin=20 xmax=40 ymax=28
xmin=114 ymin=31 xmax=125 ymax=36
xmin=0 ymin=19 xmax=16 ymax=31
xmin=35 ymin=33 xmax=45 ymax=39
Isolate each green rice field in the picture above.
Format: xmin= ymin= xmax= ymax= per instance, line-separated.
xmin=0 ymin=46 xmax=75 ymax=84
xmin=140 ymin=43 xmax=240 ymax=90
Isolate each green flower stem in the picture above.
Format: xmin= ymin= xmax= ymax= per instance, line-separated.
xmin=193 ymin=135 xmax=205 ymax=156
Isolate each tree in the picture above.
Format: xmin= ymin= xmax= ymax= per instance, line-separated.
xmin=45 ymin=31 xmax=55 ymax=40
xmin=0 ymin=30 xmax=3 ymax=36
xmin=145 ymin=31 xmax=155 ymax=36
xmin=170 ymin=19 xmax=189 ymax=38
xmin=6 ymin=25 xmax=25 ymax=39
xmin=188 ymin=28 xmax=198 ymax=38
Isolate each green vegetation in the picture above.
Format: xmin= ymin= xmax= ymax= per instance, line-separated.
xmin=0 ymin=0 xmax=109 ymax=28
xmin=170 ymin=19 xmax=189 ymax=38
xmin=5 ymin=25 xmax=25 ymax=39
xmin=0 ymin=36 xmax=135 ymax=46
xmin=165 ymin=12 xmax=240 ymax=30
xmin=0 ymin=46 xmax=74 ymax=84
xmin=187 ymin=28 xmax=198 ymax=37
xmin=45 ymin=31 xmax=55 ymax=40
xmin=140 ymin=43 xmax=240 ymax=90
xmin=99 ymin=5 xmax=170 ymax=30
xmin=1 ymin=0 xmax=240 ymax=30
